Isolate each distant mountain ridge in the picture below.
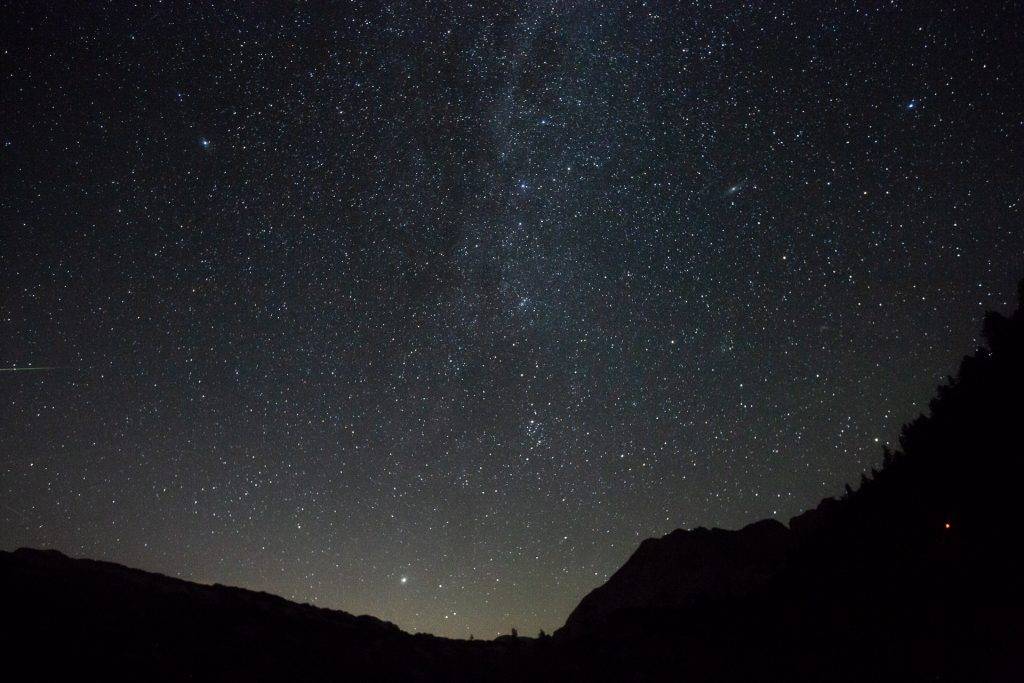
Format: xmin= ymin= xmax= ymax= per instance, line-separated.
xmin=1 ymin=546 xmax=401 ymax=633
xmin=4 ymin=281 xmax=1023 ymax=680
xmin=0 ymin=546 xmax=537 ymax=681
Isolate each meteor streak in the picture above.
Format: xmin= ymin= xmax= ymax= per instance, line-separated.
xmin=0 ymin=366 xmax=61 ymax=372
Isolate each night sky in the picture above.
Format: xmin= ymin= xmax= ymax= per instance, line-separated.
xmin=2 ymin=1 xmax=1022 ymax=639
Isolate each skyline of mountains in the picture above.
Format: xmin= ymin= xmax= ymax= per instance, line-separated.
xmin=4 ymin=282 xmax=1023 ymax=680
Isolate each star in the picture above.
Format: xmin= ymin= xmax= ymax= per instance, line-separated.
xmin=4 ymin=0 xmax=1019 ymax=642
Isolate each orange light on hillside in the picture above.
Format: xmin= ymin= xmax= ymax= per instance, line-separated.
xmin=944 ymin=522 xmax=951 ymax=530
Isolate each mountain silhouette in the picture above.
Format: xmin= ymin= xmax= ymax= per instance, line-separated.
xmin=3 ymin=280 xmax=1023 ymax=681
xmin=549 ymin=279 xmax=1024 ymax=681
xmin=0 ymin=546 xmax=553 ymax=681
xmin=560 ymin=518 xmax=792 ymax=638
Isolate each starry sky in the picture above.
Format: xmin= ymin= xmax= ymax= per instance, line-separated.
xmin=1 ymin=1 xmax=1022 ymax=639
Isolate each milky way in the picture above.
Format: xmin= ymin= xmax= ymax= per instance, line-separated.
xmin=2 ymin=1 xmax=1022 ymax=638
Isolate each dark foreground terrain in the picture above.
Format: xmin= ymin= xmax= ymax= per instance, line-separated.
xmin=5 ymin=285 xmax=1024 ymax=681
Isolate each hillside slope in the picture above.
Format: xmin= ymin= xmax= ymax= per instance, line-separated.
xmin=0 ymin=547 xmax=542 ymax=681
xmin=553 ymin=281 xmax=1024 ymax=681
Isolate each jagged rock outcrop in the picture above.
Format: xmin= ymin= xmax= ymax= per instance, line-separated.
xmin=559 ymin=518 xmax=791 ymax=637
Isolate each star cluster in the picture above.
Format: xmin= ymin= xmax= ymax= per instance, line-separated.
xmin=1 ymin=1 xmax=1022 ymax=638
